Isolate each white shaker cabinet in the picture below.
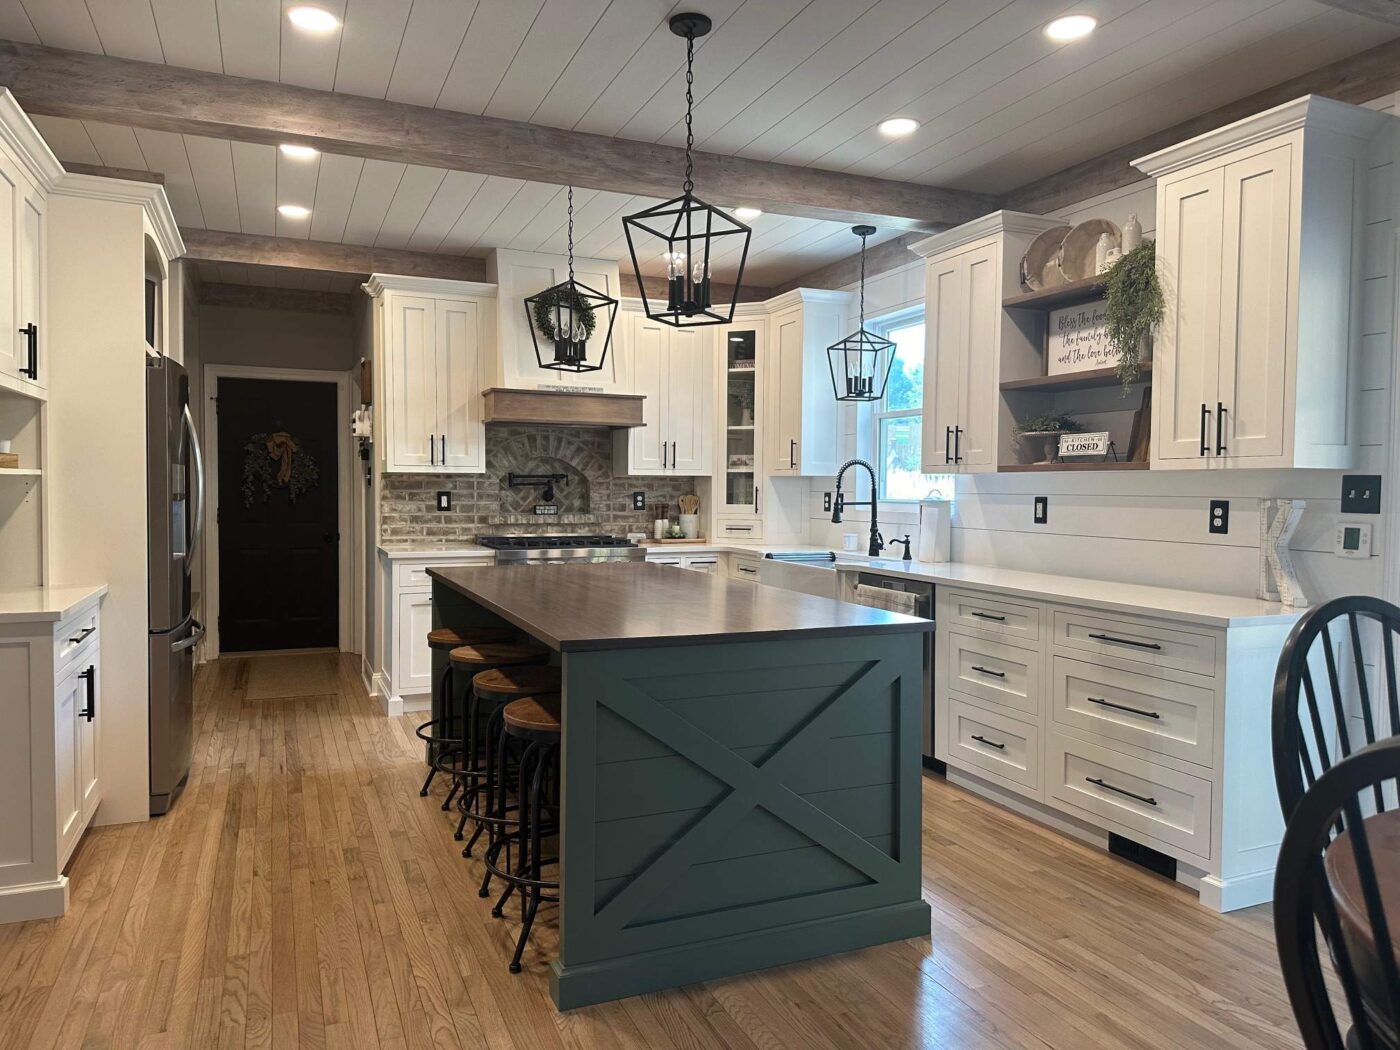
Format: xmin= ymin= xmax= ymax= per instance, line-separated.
xmin=0 ymin=586 xmax=105 ymax=923
xmin=1135 ymin=95 xmax=1384 ymax=470
xmin=0 ymin=91 xmax=59 ymax=399
xmin=364 ymin=275 xmax=494 ymax=474
xmin=764 ymin=289 xmax=850 ymax=477
xmin=912 ymin=212 xmax=1064 ymax=474
xmin=613 ymin=309 xmax=713 ymax=476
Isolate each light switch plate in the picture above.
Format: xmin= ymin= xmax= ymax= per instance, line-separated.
xmin=1341 ymin=475 xmax=1382 ymax=514
xmin=436 ymin=491 xmax=451 ymax=512
xmin=1033 ymin=496 xmax=1048 ymax=524
xmin=1335 ymin=523 xmax=1372 ymax=559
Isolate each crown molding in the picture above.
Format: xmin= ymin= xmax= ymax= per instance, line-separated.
xmin=1133 ymin=94 xmax=1386 ymax=178
xmin=51 ymin=171 xmax=183 ymax=259
xmin=910 ymin=210 xmax=1063 ymax=259
xmin=362 ymin=273 xmax=498 ymax=299
xmin=0 ymin=88 xmax=63 ymax=191
xmin=761 ymin=287 xmax=854 ymax=313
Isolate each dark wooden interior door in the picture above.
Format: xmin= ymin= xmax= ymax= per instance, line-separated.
xmin=217 ymin=377 xmax=338 ymax=652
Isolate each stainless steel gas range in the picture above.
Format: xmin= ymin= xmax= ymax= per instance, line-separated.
xmin=476 ymin=534 xmax=646 ymax=565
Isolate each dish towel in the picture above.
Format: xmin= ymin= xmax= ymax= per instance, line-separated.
xmin=854 ymin=584 xmax=920 ymax=616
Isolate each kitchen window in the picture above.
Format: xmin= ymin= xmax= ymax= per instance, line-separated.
xmin=870 ymin=310 xmax=953 ymax=502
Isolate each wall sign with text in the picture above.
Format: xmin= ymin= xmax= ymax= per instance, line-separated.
xmin=1047 ymin=299 xmax=1112 ymax=375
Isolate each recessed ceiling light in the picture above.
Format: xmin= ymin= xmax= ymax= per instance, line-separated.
xmin=878 ymin=117 xmax=919 ymax=138
xmin=287 ymin=6 xmax=339 ymax=33
xmin=1045 ymin=15 xmax=1096 ymax=42
xmin=278 ymin=204 xmax=311 ymax=219
xmin=733 ymin=207 xmax=762 ymax=221
xmin=279 ymin=143 xmax=319 ymax=160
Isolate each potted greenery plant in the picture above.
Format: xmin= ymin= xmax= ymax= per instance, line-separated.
xmin=531 ymin=284 xmax=597 ymax=365
xmin=1102 ymin=240 xmax=1162 ymax=392
xmin=1014 ymin=411 xmax=1083 ymax=465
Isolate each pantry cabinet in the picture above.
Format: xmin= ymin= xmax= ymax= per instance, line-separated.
xmin=911 ymin=212 xmax=1063 ymax=474
xmin=1135 ymin=95 xmax=1383 ymax=471
xmin=613 ymin=309 xmax=713 ymax=476
xmin=364 ymin=275 xmax=494 ymax=474
xmin=764 ymin=288 xmax=850 ymax=477
xmin=0 ymin=91 xmax=59 ymax=399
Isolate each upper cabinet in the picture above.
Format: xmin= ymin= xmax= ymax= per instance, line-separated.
xmin=0 ymin=91 xmax=61 ymax=400
xmin=487 ymin=249 xmax=626 ymax=392
xmin=912 ymin=213 xmax=1064 ymax=474
xmin=365 ymin=275 xmax=494 ymax=474
xmin=1135 ymin=96 xmax=1385 ymax=471
xmin=765 ymin=288 xmax=850 ymax=477
xmin=613 ymin=308 xmax=713 ymax=476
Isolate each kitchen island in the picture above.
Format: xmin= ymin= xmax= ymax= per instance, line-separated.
xmin=428 ymin=562 xmax=933 ymax=1009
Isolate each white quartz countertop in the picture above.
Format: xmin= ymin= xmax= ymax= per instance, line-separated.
xmin=0 ymin=583 xmax=108 ymax=623
xmin=834 ymin=559 xmax=1302 ymax=628
xmin=378 ymin=544 xmax=492 ymax=560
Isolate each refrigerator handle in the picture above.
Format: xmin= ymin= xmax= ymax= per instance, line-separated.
xmin=183 ymin=403 xmax=205 ymax=576
xmin=173 ymin=619 xmax=205 ymax=653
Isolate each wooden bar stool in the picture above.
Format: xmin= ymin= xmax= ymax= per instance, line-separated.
xmin=430 ymin=643 xmax=548 ymax=813
xmin=414 ymin=626 xmax=516 ymax=799
xmin=454 ymin=664 xmax=562 ymax=853
xmin=484 ymin=693 xmax=561 ymax=974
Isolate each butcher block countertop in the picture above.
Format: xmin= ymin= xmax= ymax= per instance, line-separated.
xmin=428 ymin=562 xmax=930 ymax=652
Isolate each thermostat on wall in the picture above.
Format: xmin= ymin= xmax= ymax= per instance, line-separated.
xmin=1335 ymin=523 xmax=1372 ymax=559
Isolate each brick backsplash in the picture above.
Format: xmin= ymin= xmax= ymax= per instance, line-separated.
xmin=378 ymin=426 xmax=699 ymax=544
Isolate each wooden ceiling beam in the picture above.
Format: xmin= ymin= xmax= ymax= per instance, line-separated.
xmin=0 ymin=40 xmax=997 ymax=232
xmin=180 ymin=229 xmax=486 ymax=282
xmin=1309 ymin=0 xmax=1400 ymax=25
xmin=1003 ymin=35 xmax=1400 ymax=216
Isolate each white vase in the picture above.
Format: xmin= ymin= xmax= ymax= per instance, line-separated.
xmin=679 ymin=514 xmax=700 ymax=539
xmin=1122 ymin=213 xmax=1142 ymax=252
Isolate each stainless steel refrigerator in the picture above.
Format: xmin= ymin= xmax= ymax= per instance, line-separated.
xmin=147 ymin=355 xmax=205 ymax=816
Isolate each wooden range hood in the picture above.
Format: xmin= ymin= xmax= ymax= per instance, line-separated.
xmin=481 ymin=388 xmax=645 ymax=429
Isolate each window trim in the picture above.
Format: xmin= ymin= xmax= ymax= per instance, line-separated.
xmin=869 ymin=308 xmax=934 ymax=503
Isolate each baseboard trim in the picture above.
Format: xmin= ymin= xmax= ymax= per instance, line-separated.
xmin=549 ymin=900 xmax=931 ymax=1010
xmin=0 ymin=876 xmax=68 ymax=922
xmin=380 ymin=690 xmax=402 ymax=718
xmin=1199 ymin=870 xmax=1275 ymax=913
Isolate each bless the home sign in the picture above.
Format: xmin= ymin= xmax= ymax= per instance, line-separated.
xmin=1047 ymin=300 xmax=1112 ymax=375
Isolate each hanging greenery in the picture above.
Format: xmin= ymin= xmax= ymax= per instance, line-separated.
xmin=242 ymin=431 xmax=320 ymax=507
xmin=1102 ymin=240 xmax=1162 ymax=392
xmin=531 ymin=284 xmax=596 ymax=343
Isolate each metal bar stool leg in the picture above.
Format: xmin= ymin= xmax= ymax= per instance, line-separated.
xmin=509 ymin=739 xmax=554 ymax=974
xmin=418 ymin=659 xmax=454 ymax=796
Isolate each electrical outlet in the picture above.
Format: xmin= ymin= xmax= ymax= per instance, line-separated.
xmin=1209 ymin=499 xmax=1229 ymax=535
xmin=1033 ymin=496 xmax=1048 ymax=524
xmin=436 ymin=491 xmax=451 ymax=512
xmin=632 ymin=491 xmax=646 ymax=511
xmin=823 ymin=491 xmax=832 ymax=512
xmin=1341 ymin=475 xmax=1382 ymax=514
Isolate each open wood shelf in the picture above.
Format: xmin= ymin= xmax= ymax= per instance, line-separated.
xmin=998 ymin=460 xmax=1148 ymax=473
xmin=0 ymin=467 xmax=40 ymax=477
xmin=1002 ymin=275 xmax=1106 ymax=311
xmin=1001 ymin=361 xmax=1152 ymax=393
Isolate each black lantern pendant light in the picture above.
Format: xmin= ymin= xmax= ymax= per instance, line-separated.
xmin=525 ymin=186 xmax=618 ymax=372
xmin=828 ymin=225 xmax=896 ymax=401
xmin=622 ymin=13 xmax=751 ymax=328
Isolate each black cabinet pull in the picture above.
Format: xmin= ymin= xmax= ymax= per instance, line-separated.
xmin=753 ymin=486 xmax=759 ymax=515
xmin=662 ymin=440 xmax=668 ymax=468
xmin=18 ymin=322 xmax=36 ymax=380
xmin=1087 ymin=696 xmax=1161 ymax=720
xmin=441 ymin=434 xmax=446 ymax=464
xmin=1088 ymin=632 xmax=1162 ymax=651
xmin=970 ymin=734 xmax=1005 ymax=750
xmin=79 ymin=665 xmax=96 ymax=721
xmin=1086 ymin=776 xmax=1156 ymax=806
xmin=944 ymin=426 xmax=952 ymax=465
xmin=970 ymin=611 xmax=1006 ymax=622
xmin=429 ymin=435 xmax=435 ymax=466
xmin=1215 ymin=402 xmax=1226 ymax=455
xmin=789 ymin=438 xmax=796 ymax=469
xmin=970 ymin=665 xmax=1005 ymax=678
xmin=1199 ymin=403 xmax=1210 ymax=456
xmin=672 ymin=441 xmax=677 ymax=468
xmin=68 ymin=626 xmax=96 ymax=645
xmin=953 ymin=426 xmax=962 ymax=463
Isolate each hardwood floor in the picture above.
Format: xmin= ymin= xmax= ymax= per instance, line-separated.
xmin=0 ymin=652 xmax=1304 ymax=1050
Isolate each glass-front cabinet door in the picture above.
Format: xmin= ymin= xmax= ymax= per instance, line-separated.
xmin=715 ymin=323 xmax=765 ymax=527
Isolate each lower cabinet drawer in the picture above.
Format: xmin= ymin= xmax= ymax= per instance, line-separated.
xmin=946 ymin=630 xmax=1040 ymax=718
xmin=729 ymin=556 xmax=761 ymax=582
xmin=942 ymin=589 xmax=1040 ymax=643
xmin=56 ymin=606 xmax=100 ymax=668
xmin=946 ymin=696 xmax=1040 ymax=793
xmin=1053 ymin=607 xmax=1217 ymax=678
xmin=715 ymin=518 xmax=763 ymax=540
xmin=1047 ymin=730 xmax=1213 ymax=859
xmin=1051 ymin=656 xmax=1216 ymax=768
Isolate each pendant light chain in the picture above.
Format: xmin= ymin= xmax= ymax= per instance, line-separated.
xmin=859 ymin=229 xmax=868 ymax=329
xmin=566 ymin=184 xmax=575 ymax=282
xmin=683 ymin=28 xmax=695 ymax=195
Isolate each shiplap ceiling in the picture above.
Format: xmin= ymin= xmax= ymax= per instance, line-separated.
xmin=5 ymin=0 xmax=1396 ymax=284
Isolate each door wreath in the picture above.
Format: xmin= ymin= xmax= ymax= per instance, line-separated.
xmin=242 ymin=431 xmax=320 ymax=507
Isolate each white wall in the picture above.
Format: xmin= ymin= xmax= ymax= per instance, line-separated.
xmin=809 ymin=94 xmax=1398 ymax=606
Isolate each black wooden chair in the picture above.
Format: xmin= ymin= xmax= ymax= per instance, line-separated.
xmin=1273 ymin=596 xmax=1400 ymax=822
xmin=1274 ymin=737 xmax=1400 ymax=1050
